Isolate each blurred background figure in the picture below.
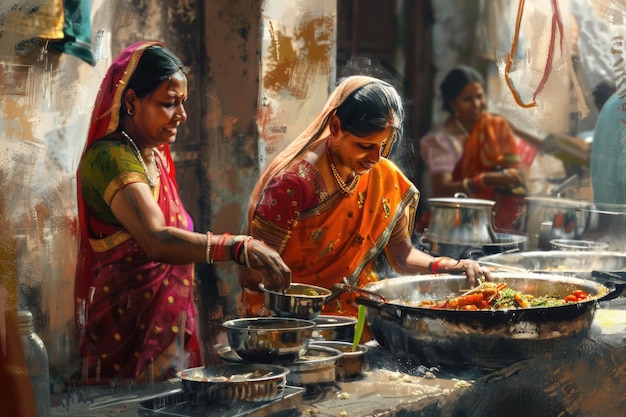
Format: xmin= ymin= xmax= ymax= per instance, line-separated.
xmin=590 ymin=90 xmax=626 ymax=205
xmin=418 ymin=65 xmax=527 ymax=233
xmin=578 ymin=80 xmax=617 ymax=143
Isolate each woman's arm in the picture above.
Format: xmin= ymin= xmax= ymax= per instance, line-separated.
xmin=384 ymin=236 xmax=489 ymax=287
xmin=110 ymin=181 xmax=291 ymax=291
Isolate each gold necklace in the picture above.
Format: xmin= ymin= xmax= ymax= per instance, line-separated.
xmin=454 ymin=117 xmax=469 ymax=137
xmin=121 ymin=131 xmax=159 ymax=187
xmin=325 ymin=137 xmax=359 ymax=195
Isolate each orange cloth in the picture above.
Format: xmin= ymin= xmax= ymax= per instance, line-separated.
xmin=452 ymin=112 xmax=520 ymax=200
xmin=452 ymin=113 xmax=523 ymax=231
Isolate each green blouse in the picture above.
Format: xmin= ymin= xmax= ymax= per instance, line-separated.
xmin=80 ymin=138 xmax=150 ymax=226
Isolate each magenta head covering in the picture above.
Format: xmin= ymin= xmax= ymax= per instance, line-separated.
xmin=87 ymin=41 xmax=164 ymax=145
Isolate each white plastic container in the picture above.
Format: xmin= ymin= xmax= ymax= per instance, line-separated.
xmin=17 ymin=310 xmax=51 ymax=417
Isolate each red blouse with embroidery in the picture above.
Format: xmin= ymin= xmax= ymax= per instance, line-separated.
xmin=255 ymin=159 xmax=329 ymax=229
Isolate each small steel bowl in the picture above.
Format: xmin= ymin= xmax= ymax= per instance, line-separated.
xmin=178 ymin=363 xmax=289 ymax=404
xmin=310 ymin=341 xmax=368 ymax=380
xmin=285 ymin=344 xmax=343 ymax=386
xmin=550 ymin=239 xmax=609 ymax=251
xmin=261 ymin=283 xmax=332 ymax=320
xmin=222 ymin=317 xmax=315 ymax=364
xmin=312 ymin=315 xmax=357 ymax=342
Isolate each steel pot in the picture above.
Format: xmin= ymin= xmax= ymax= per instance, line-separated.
xmin=425 ymin=194 xmax=497 ymax=246
xmin=519 ymin=196 xmax=626 ymax=250
xmin=419 ymin=232 xmax=526 ymax=259
xmin=356 ymin=273 xmax=624 ymax=375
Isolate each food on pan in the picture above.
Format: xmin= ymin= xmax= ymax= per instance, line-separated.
xmin=403 ymin=281 xmax=590 ymax=311
xmin=285 ymin=286 xmax=321 ymax=296
xmin=179 ymin=369 xmax=274 ymax=383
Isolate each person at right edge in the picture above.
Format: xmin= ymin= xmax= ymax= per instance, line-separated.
xmin=590 ymin=90 xmax=626 ymax=205
xmin=419 ymin=65 xmax=526 ymax=232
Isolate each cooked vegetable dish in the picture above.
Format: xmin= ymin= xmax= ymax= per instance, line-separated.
xmin=412 ymin=281 xmax=590 ymax=311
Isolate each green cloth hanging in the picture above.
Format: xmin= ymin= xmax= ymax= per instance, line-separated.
xmin=50 ymin=0 xmax=95 ymax=66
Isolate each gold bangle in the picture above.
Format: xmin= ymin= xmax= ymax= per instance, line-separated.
xmin=243 ymin=237 xmax=253 ymax=268
xmin=462 ymin=178 xmax=473 ymax=194
xmin=206 ymin=231 xmax=213 ymax=264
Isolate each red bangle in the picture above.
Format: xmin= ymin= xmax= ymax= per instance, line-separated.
xmin=473 ymin=173 xmax=486 ymax=190
xmin=233 ymin=237 xmax=247 ymax=265
xmin=429 ymin=258 xmax=442 ymax=274
xmin=212 ymin=233 xmax=231 ymax=262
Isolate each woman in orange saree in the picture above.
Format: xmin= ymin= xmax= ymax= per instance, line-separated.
xmin=419 ymin=66 xmax=527 ymax=232
xmin=244 ymin=76 xmax=489 ymax=322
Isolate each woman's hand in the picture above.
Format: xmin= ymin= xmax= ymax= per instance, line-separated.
xmin=432 ymin=257 xmax=491 ymax=287
xmin=484 ymin=168 xmax=525 ymax=192
xmin=244 ymin=239 xmax=292 ymax=292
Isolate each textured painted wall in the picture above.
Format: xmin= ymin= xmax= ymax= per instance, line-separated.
xmin=0 ymin=0 xmax=206 ymax=385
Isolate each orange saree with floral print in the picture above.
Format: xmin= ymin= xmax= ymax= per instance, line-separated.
xmin=246 ymin=158 xmax=419 ymax=319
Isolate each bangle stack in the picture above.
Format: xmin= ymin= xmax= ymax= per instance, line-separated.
xmin=207 ymin=233 xmax=257 ymax=266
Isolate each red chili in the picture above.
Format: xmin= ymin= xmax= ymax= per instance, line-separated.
xmin=564 ymin=294 xmax=578 ymax=303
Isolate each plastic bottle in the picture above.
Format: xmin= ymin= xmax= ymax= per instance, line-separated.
xmin=17 ymin=310 xmax=51 ymax=417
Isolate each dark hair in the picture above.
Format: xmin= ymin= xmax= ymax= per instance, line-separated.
xmin=335 ymin=81 xmax=404 ymax=140
xmin=440 ymin=65 xmax=485 ymax=113
xmin=126 ymin=46 xmax=189 ymax=98
xmin=592 ymin=80 xmax=616 ymax=111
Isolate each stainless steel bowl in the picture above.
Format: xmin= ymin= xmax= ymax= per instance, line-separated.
xmin=550 ymin=239 xmax=609 ymax=251
xmin=261 ymin=283 xmax=332 ymax=319
xmin=178 ymin=363 xmax=288 ymax=404
xmin=312 ymin=314 xmax=357 ymax=342
xmin=285 ymin=344 xmax=343 ymax=386
xmin=222 ymin=317 xmax=315 ymax=363
xmin=310 ymin=341 xmax=368 ymax=380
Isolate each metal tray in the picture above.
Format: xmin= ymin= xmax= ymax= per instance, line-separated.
xmin=137 ymin=385 xmax=304 ymax=416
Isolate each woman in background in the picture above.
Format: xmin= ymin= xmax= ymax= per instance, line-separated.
xmin=244 ymin=76 xmax=489 ymax=321
xmin=76 ymin=41 xmax=291 ymax=384
xmin=419 ymin=65 xmax=526 ymax=232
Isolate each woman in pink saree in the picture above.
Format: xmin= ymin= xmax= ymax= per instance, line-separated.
xmin=76 ymin=41 xmax=291 ymax=384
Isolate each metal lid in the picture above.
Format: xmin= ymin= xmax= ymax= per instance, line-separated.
xmin=428 ymin=196 xmax=495 ymax=208
xmin=524 ymin=195 xmax=592 ymax=208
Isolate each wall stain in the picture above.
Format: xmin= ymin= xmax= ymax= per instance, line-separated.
xmin=263 ymin=15 xmax=333 ymax=99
